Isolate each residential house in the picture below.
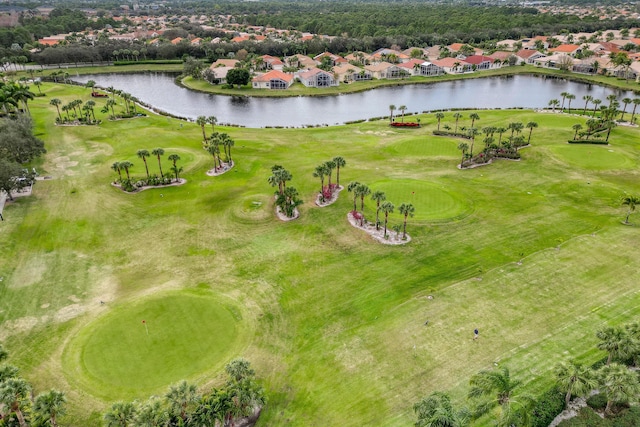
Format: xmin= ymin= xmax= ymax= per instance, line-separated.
xmin=285 ymin=54 xmax=316 ymax=69
xmin=208 ymin=66 xmax=234 ymax=84
xmin=297 ymin=68 xmax=338 ymax=87
xmin=313 ymin=52 xmax=347 ymax=67
xmin=332 ymin=64 xmax=371 ymax=82
xmin=419 ymin=61 xmax=445 ymax=76
xmin=532 ymin=53 xmax=573 ymax=69
xmin=496 ymin=39 xmax=520 ymax=51
xmin=464 ymin=55 xmax=498 ymax=70
xmin=516 ymin=49 xmax=546 ymax=64
xmin=370 ymin=48 xmax=410 ymax=64
xmin=522 ymin=35 xmax=549 ymax=50
xmin=364 ymin=62 xmax=407 ymax=79
xmin=252 ymin=70 xmax=294 ymax=89
xmin=447 ymin=43 xmax=483 ymax=57
xmin=257 ymin=55 xmax=284 ymax=71
xmin=431 ymin=57 xmax=472 ymax=74
xmin=571 ymin=57 xmax=610 ymax=74
xmin=170 ymin=37 xmax=184 ymax=45
xmin=344 ymin=51 xmax=371 ymax=66
xmin=489 ymin=51 xmax=518 ymax=65
xmin=210 ymin=59 xmax=239 ymax=69
xmin=397 ymin=59 xmax=426 ymax=76
xmin=548 ymin=44 xmax=582 ymax=57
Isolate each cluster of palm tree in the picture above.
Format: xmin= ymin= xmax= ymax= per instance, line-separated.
xmin=103 ymin=358 xmax=265 ymax=427
xmin=49 ymin=98 xmax=99 ymax=124
xmin=99 ymin=86 xmax=139 ymax=120
xmin=268 ymin=165 xmax=301 ymax=218
xmin=204 ymin=132 xmax=235 ymax=172
xmin=457 ymin=121 xmax=537 ymax=168
xmin=0 ymin=81 xmax=35 ymax=117
xmin=413 ymin=321 xmax=640 ymax=426
xmin=0 ymin=343 xmax=67 ymax=427
xmin=111 ymin=148 xmax=181 ymax=192
xmin=389 ymin=104 xmax=409 ymax=123
xmin=570 ymin=96 xmax=624 ymax=143
xmin=347 ymin=182 xmax=415 ymax=240
xmin=312 ymin=156 xmax=346 ymax=203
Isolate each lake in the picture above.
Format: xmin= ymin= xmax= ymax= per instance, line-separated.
xmin=72 ymin=73 xmax=635 ymax=128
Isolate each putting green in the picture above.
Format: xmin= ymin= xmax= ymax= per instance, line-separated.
xmin=63 ymin=291 xmax=244 ymax=399
xmin=549 ymin=145 xmax=634 ymax=170
xmin=371 ymin=179 xmax=469 ymax=221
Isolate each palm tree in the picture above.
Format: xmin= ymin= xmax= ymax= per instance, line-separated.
xmin=196 ymin=115 xmax=208 ymax=141
xmin=34 ymin=390 xmax=67 ymax=427
xmin=333 ymin=156 xmax=346 ymax=187
xmin=630 ymin=98 xmax=640 ymax=123
xmin=566 ymin=94 xmax=576 ymax=113
xmin=607 ymin=94 xmax=618 ymax=108
xmin=598 ymin=363 xmax=640 ymax=416
xmin=166 ymin=380 xmax=199 ymax=422
xmin=597 ymin=325 xmax=637 ymax=364
xmin=347 ymin=181 xmax=360 ymax=211
xmin=435 ymin=112 xmax=445 ymax=130
xmin=572 ymin=123 xmax=583 ymax=139
xmin=468 ymin=366 xmax=533 ymax=427
xmin=414 ymin=391 xmax=470 ymax=427
xmin=555 ymin=360 xmax=598 ymax=407
xmin=548 ymin=99 xmax=560 ymax=112
xmin=206 ymin=139 xmax=221 ymax=170
xmin=105 ymin=98 xmax=117 ymax=119
xmin=389 ymin=104 xmax=396 ymax=123
xmin=495 ymin=127 xmax=507 ymax=145
xmin=324 ymin=160 xmax=336 ymax=189
xmin=620 ymin=97 xmax=632 ymax=121
xmin=356 ymin=183 xmax=371 ymax=212
xmin=119 ymin=161 xmax=133 ymax=180
xmin=111 ymin=162 xmax=122 ymax=181
xmin=525 ymin=121 xmax=538 ymax=144
xmin=85 ymin=100 xmax=96 ymax=122
xmin=399 ymin=105 xmax=407 ymax=122
xmin=380 ymin=201 xmax=395 ymax=238
xmin=469 ymin=112 xmax=480 ymax=128
xmin=621 ymin=195 xmax=640 ymax=224
xmin=458 ymin=142 xmax=469 ymax=168
xmin=104 ymin=401 xmax=137 ymax=427
xmin=137 ymin=149 xmax=151 ymax=178
xmin=85 ymin=79 xmax=96 ymax=93
xmin=49 ymin=98 xmax=62 ymax=121
xmin=221 ymin=133 xmax=235 ymax=163
xmin=135 ymin=397 xmax=168 ymax=427
xmin=207 ymin=115 xmax=218 ymax=134
xmin=453 ymin=112 xmax=463 ymax=133
xmin=398 ymin=203 xmax=415 ymax=239
xmin=151 ymin=148 xmax=165 ymax=178
xmin=560 ymin=91 xmax=570 ymax=110
xmin=313 ymin=164 xmax=328 ymax=201
xmin=592 ymin=98 xmax=602 ymax=117
xmin=582 ymin=95 xmax=593 ymax=115
xmin=371 ymin=191 xmax=386 ymax=230
xmin=467 ymin=128 xmax=479 ymax=157
xmin=0 ymin=378 xmax=31 ymax=427
xmin=167 ymin=154 xmax=181 ymax=182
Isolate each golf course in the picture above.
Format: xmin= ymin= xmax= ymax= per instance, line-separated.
xmin=2 ymin=80 xmax=640 ymax=426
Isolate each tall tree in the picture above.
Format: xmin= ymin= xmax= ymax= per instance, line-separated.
xmin=324 ymin=160 xmax=336 ymax=189
xmin=630 ymin=98 xmax=640 ymax=123
xmin=453 ymin=112 xmax=463 ymax=133
xmin=151 ymin=148 xmax=165 ymax=178
xmin=313 ymin=163 xmax=328 ymax=202
xmin=380 ymin=201 xmax=395 ymax=238
xmin=566 ymin=93 xmax=576 ymax=113
xmin=598 ymin=363 xmax=640 ymax=416
xmin=435 ymin=112 xmax=445 ymax=130
xmin=49 ymin=98 xmax=62 ymax=121
xmin=355 ymin=183 xmax=371 ymax=225
xmin=103 ymin=401 xmax=137 ymax=427
xmin=137 ymin=149 xmax=151 ymax=178
xmin=111 ymin=162 xmax=122 ymax=181
xmin=167 ymin=154 xmax=181 ymax=182
xmin=347 ymin=181 xmax=360 ymax=211
xmin=371 ymin=191 xmax=386 ymax=230
xmin=414 ymin=391 xmax=470 ymax=427
xmin=389 ymin=104 xmax=396 ymax=123
xmin=458 ymin=142 xmax=469 ymax=168
xmin=469 ymin=112 xmax=480 ymax=128
xmin=468 ymin=366 xmax=533 ymax=427
xmin=333 ymin=156 xmax=346 ymax=187
xmin=196 ymin=115 xmax=208 ymax=142
xmin=620 ymin=98 xmax=632 ymax=121
xmin=398 ymin=203 xmax=415 ymax=240
xmin=597 ymin=326 xmax=636 ymax=364
xmin=592 ymin=98 xmax=602 ymax=117
xmin=554 ymin=360 xmax=598 ymax=407
xmin=399 ymin=105 xmax=407 ymax=122
xmin=572 ymin=123 xmax=583 ymax=140
xmin=119 ymin=161 xmax=133 ymax=181
xmin=33 ymin=390 xmax=67 ymax=427
xmin=582 ymin=95 xmax=592 ymax=115
xmin=0 ymin=378 xmax=31 ymax=427
xmin=621 ymin=195 xmax=640 ymax=224
xmin=525 ymin=121 xmax=538 ymax=144
xmin=560 ymin=91 xmax=570 ymax=110
xmin=166 ymin=380 xmax=199 ymax=422
xmin=207 ymin=115 xmax=218 ymax=134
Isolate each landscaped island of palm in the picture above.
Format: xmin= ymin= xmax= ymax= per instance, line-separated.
xmin=2 ymin=79 xmax=640 ymax=426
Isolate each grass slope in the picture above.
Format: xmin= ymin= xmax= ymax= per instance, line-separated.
xmin=1 ymin=82 xmax=640 ymax=426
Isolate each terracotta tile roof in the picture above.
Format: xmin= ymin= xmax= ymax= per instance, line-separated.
xmin=516 ymin=49 xmax=543 ymax=59
xmin=364 ymin=61 xmax=394 ymax=72
xmin=170 ymin=37 xmax=183 ymax=45
xmin=431 ymin=57 xmax=468 ymax=67
xmin=397 ymin=59 xmax=425 ymax=69
xmin=464 ymin=55 xmax=495 ymax=65
xmin=38 ymin=38 xmax=61 ymax=46
xmin=252 ymin=70 xmax=294 ymax=83
xmin=549 ymin=44 xmax=580 ymax=53
xmin=489 ymin=51 xmax=513 ymax=61
xmin=210 ymin=59 xmax=239 ymax=69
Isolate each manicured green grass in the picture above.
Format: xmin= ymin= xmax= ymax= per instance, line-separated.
xmin=62 ymin=290 xmax=245 ymax=400
xmin=2 ymin=82 xmax=640 ymax=426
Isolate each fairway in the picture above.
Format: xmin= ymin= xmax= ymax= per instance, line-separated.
xmin=2 ymin=82 xmax=640 ymax=426
xmin=62 ymin=291 xmax=244 ymax=399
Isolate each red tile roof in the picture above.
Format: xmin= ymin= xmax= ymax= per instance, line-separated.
xmin=252 ymin=70 xmax=294 ymax=83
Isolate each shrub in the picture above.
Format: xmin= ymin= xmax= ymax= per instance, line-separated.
xmin=612 ymin=406 xmax=640 ymax=427
xmin=432 ymin=130 xmax=471 ymax=139
xmin=587 ymin=392 xmax=608 ymax=410
xmin=530 ymin=387 xmax=565 ymax=427
xmin=558 ymin=407 xmax=607 ymax=427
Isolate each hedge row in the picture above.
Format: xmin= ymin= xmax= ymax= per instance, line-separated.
xmin=433 ymin=130 xmax=472 ymax=139
xmin=568 ymin=139 xmax=609 ymax=145
xmin=114 ymin=60 xmax=183 ymax=66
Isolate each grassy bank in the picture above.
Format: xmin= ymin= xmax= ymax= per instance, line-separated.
xmin=1 ymin=82 xmax=640 ymax=426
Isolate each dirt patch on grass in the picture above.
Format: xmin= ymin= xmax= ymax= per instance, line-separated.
xmin=0 ymin=317 xmax=39 ymax=340
xmin=334 ymin=337 xmax=374 ymax=372
xmin=8 ymin=254 xmax=49 ymax=289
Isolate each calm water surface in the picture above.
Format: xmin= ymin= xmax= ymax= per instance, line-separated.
xmin=72 ymin=73 xmax=634 ymax=128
